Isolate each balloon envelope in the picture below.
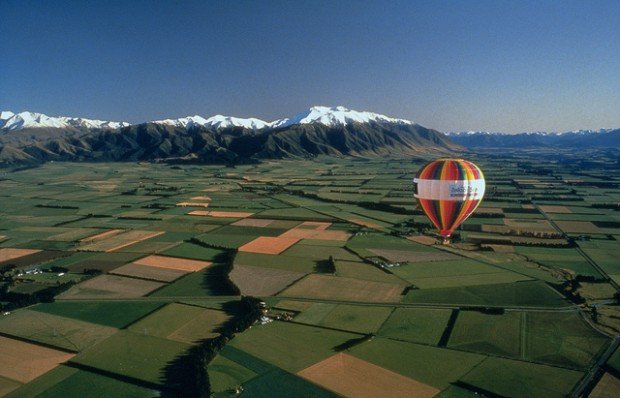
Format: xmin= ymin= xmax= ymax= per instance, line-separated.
xmin=413 ymin=159 xmax=485 ymax=238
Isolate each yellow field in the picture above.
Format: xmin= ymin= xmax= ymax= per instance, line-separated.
xmin=0 ymin=336 xmax=74 ymax=383
xmin=298 ymin=353 xmax=439 ymax=398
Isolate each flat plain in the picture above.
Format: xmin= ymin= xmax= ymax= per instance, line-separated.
xmin=0 ymin=153 xmax=618 ymax=397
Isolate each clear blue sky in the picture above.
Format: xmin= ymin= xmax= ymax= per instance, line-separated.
xmin=2 ymin=0 xmax=619 ymax=132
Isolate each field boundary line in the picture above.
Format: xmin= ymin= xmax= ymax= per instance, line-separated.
xmin=520 ymin=312 xmax=527 ymax=360
xmin=119 ymin=302 xmax=168 ymax=330
xmin=65 ymin=362 xmax=164 ymax=391
xmin=0 ymin=331 xmax=78 ymax=354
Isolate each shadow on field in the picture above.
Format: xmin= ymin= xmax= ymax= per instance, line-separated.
xmin=159 ymin=342 xmax=209 ymax=398
xmin=159 ymin=298 xmax=263 ymax=397
xmin=200 ymin=250 xmax=240 ymax=296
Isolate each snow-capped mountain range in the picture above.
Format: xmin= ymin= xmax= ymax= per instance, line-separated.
xmin=270 ymin=106 xmax=414 ymax=129
xmin=152 ymin=106 xmax=415 ymax=130
xmin=1 ymin=106 xmax=415 ymax=132
xmin=152 ymin=114 xmax=272 ymax=130
xmin=0 ymin=111 xmax=130 ymax=131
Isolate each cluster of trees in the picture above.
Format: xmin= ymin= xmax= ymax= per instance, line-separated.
xmin=162 ymin=296 xmax=264 ymax=398
xmin=468 ymin=235 xmax=572 ymax=248
xmin=187 ymin=238 xmax=241 ymax=296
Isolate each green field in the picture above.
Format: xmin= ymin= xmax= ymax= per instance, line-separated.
xmin=127 ymin=303 xmax=209 ymax=337
xmin=31 ymin=301 xmax=165 ymax=328
xmin=348 ymin=337 xmax=486 ymax=389
xmin=228 ymin=321 xmax=362 ymax=372
xmin=459 ymin=357 xmax=584 ymax=397
xmin=404 ymin=281 xmax=569 ymax=307
xmin=161 ymin=242 xmax=226 ymax=261
xmin=525 ymin=311 xmax=609 ymax=369
xmin=0 ymin=375 xmax=21 ymax=397
xmin=0 ymin=309 xmax=117 ymax=352
xmin=5 ymin=366 xmax=79 ymax=398
xmin=294 ymin=303 xmax=393 ymax=334
xmin=208 ymin=354 xmax=258 ymax=393
xmin=448 ymin=310 xmax=522 ymax=357
xmin=25 ymin=369 xmax=156 ymax=398
xmin=0 ymin=155 xmax=618 ymax=397
xmin=227 ymin=368 xmax=337 ymax=398
xmin=71 ymin=331 xmax=191 ymax=385
xmin=335 ymin=260 xmax=408 ymax=284
xmin=378 ymin=307 xmax=453 ymax=345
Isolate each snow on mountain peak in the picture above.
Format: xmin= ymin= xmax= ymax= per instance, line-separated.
xmin=271 ymin=106 xmax=415 ymax=128
xmin=204 ymin=115 xmax=270 ymax=130
xmin=152 ymin=115 xmax=210 ymax=129
xmin=0 ymin=111 xmax=129 ymax=131
xmin=0 ymin=111 xmax=15 ymax=120
xmin=153 ymin=114 xmax=270 ymax=130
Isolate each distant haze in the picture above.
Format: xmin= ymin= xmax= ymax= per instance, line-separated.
xmin=1 ymin=0 xmax=619 ymax=133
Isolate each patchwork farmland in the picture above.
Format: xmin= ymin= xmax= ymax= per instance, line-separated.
xmin=0 ymin=153 xmax=618 ymax=397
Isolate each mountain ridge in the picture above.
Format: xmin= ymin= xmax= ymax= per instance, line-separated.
xmin=0 ymin=107 xmax=457 ymax=165
xmin=1 ymin=106 xmax=415 ymax=132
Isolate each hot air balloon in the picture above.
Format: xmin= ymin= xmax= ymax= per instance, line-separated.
xmin=413 ymin=159 xmax=485 ymax=244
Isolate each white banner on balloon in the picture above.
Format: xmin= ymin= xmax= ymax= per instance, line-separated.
xmin=413 ymin=178 xmax=485 ymax=201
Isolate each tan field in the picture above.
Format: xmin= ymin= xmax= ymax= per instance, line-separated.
xmin=202 ymin=186 xmax=232 ymax=192
xmin=232 ymin=218 xmax=277 ymax=227
xmin=45 ymin=228 xmax=100 ymax=242
xmin=589 ymin=372 xmax=620 ymax=398
xmin=188 ymin=210 xmax=254 ymax=218
xmin=78 ymin=230 xmax=164 ymax=252
xmin=280 ymin=226 xmax=350 ymax=241
xmin=133 ymin=255 xmax=212 ymax=272
xmin=280 ymin=274 xmax=403 ymax=303
xmin=188 ymin=210 xmax=211 ymax=216
xmin=57 ymin=274 xmax=165 ymax=299
xmin=503 ymin=219 xmax=556 ymax=232
xmin=555 ymin=220 xmax=603 ymax=234
xmin=238 ymin=237 xmax=300 ymax=255
xmin=279 ymin=221 xmax=350 ymax=241
xmin=369 ymin=249 xmax=458 ymax=263
xmin=298 ymin=353 xmax=439 ymax=398
xmin=0 ymin=336 xmax=75 ymax=383
xmin=229 ymin=264 xmax=306 ymax=296
xmin=0 ymin=248 xmax=41 ymax=263
xmin=190 ymin=196 xmax=212 ymax=201
xmin=79 ymin=229 xmax=124 ymax=243
xmin=110 ymin=262 xmax=188 ymax=282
